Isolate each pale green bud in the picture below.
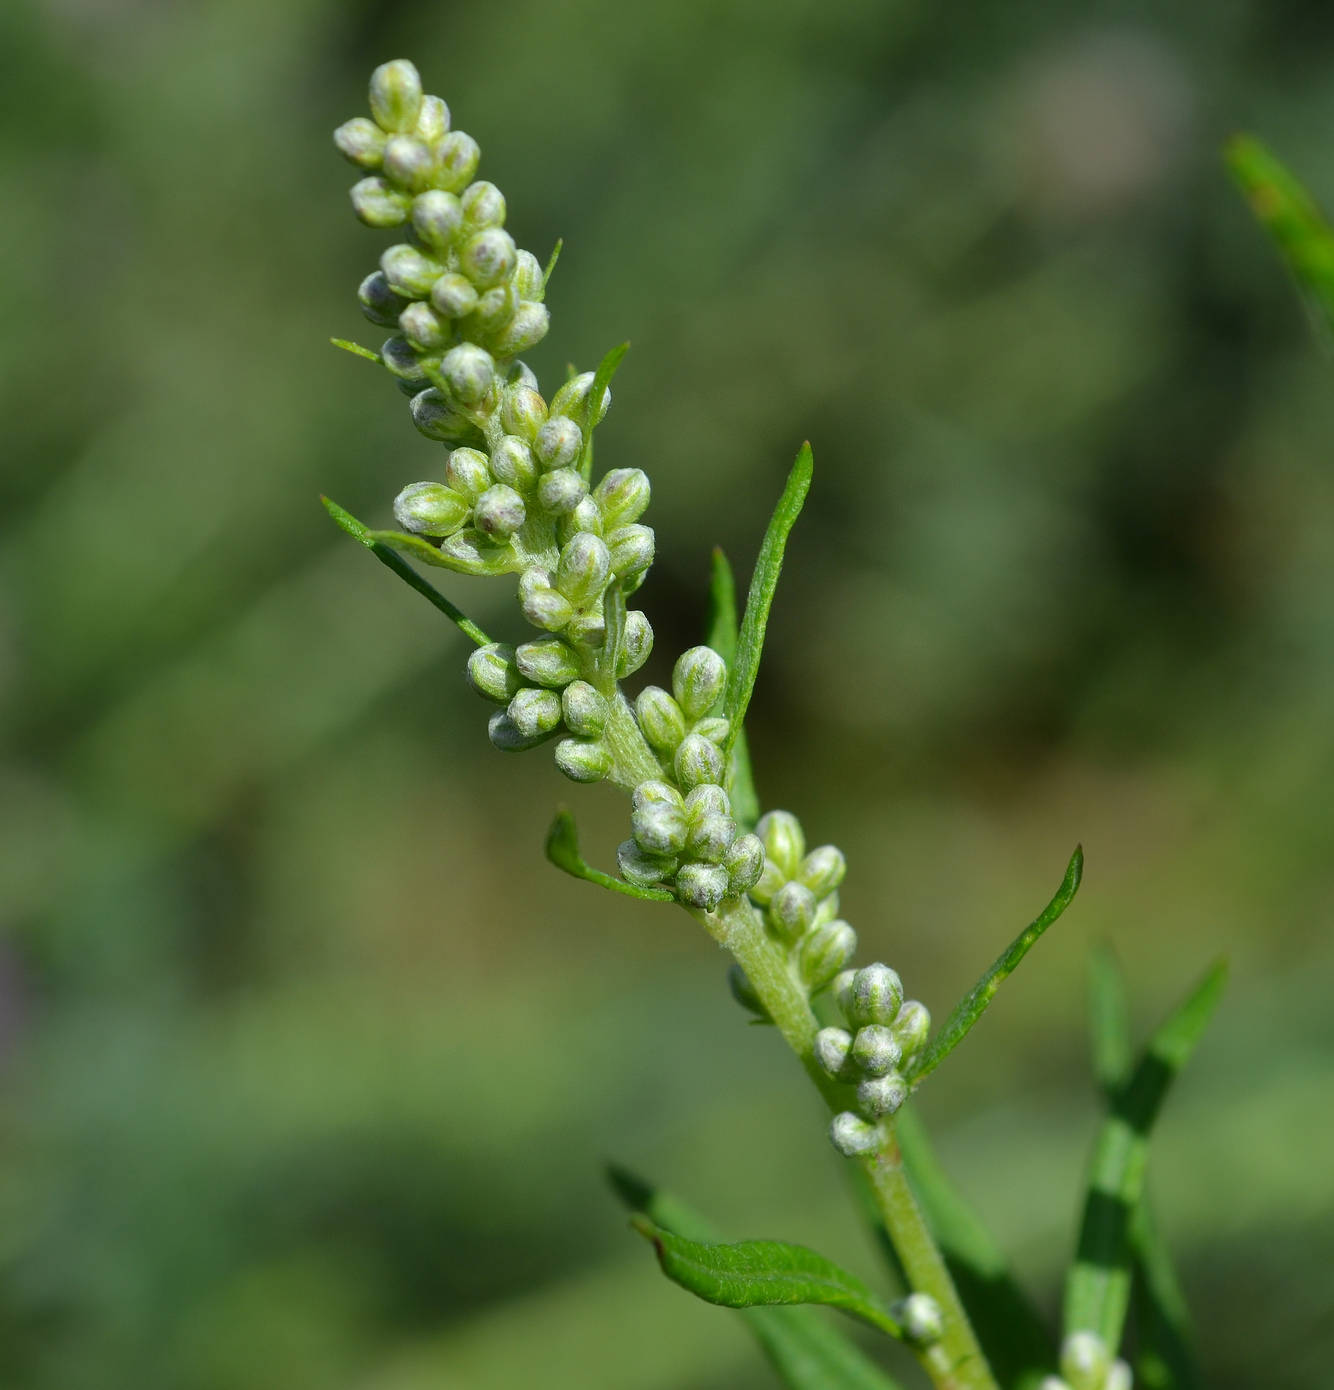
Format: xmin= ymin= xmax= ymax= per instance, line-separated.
xmin=618 ymin=610 xmax=653 ymax=678
xmin=728 ymin=964 xmax=771 ymax=1020
xmin=539 ymin=468 xmax=587 ymax=516
xmin=798 ymin=845 xmax=846 ymax=898
xmin=673 ymin=646 xmax=727 ymax=721
xmin=473 ymin=483 xmax=525 ymax=539
xmin=392 ymin=481 xmax=469 ymax=537
xmin=381 ymin=336 xmax=429 ymax=388
xmin=370 ymin=59 xmax=423 ymax=133
xmin=432 ymin=130 xmax=480 ymax=192
xmin=488 ymin=709 xmax=555 ymax=752
xmin=768 ymin=880 xmax=817 ymax=942
xmin=399 ymin=300 xmax=448 ymax=351
xmin=1060 ymin=1334 xmax=1110 ymax=1390
xmin=535 ymin=415 xmax=583 ymax=469
xmin=851 ymin=1025 xmax=901 ymax=1077
xmin=508 ymin=686 xmax=562 ymax=739
xmin=799 ymin=920 xmax=857 ymax=991
xmin=677 ymin=862 xmax=729 ymax=911
xmin=892 ymin=1294 xmax=944 ymax=1346
xmin=829 ymin=1112 xmax=881 ymax=1157
xmin=685 ymin=784 xmax=729 ymax=820
xmin=555 ymin=737 xmax=613 ymax=783
xmin=691 ymin=717 xmax=730 ymax=745
xmin=461 ymin=180 xmax=506 ymax=229
xmin=633 ymin=800 xmax=687 ymax=855
xmin=489 ymin=302 xmax=550 ymax=358
xmin=445 ymin=447 xmax=492 ymax=500
xmin=467 ymin=642 xmax=522 ymax=704
xmin=410 ymin=388 xmax=473 ymax=443
xmin=335 ymin=117 xmax=387 ymax=169
xmin=513 ymin=249 xmax=544 ymax=300
xmin=518 ymin=567 xmax=573 ymax=632
xmin=749 ymin=857 xmax=787 ymax=906
xmin=383 ymin=134 xmax=435 ymax=192
xmin=460 ymin=228 xmax=517 ymax=288
xmin=566 ymin=607 xmax=607 ymax=648
xmin=635 ymin=780 xmax=681 ymax=809
xmin=675 ymin=733 xmax=723 ymax=792
xmin=441 ymin=343 xmax=494 ymax=404
xmin=724 ymin=834 xmax=764 ymax=893
xmin=1105 ymin=1362 xmax=1132 ymax=1390
xmin=501 ymin=385 xmax=547 ymax=442
xmin=515 ymin=636 xmax=580 ymax=688
xmin=814 ymin=1027 xmax=853 ymax=1077
xmin=606 ymin=524 xmax=655 ymax=579
xmin=359 ymin=271 xmax=408 ymax=327
xmin=618 ymin=839 xmax=678 ymax=887
xmin=812 ymin=890 xmax=840 ymax=929
xmin=594 ymin=468 xmax=650 ymax=528
xmin=635 ymin=686 xmax=686 ymax=752
xmin=431 ymin=272 xmax=480 ymax=319
xmin=471 ymin=282 xmax=519 ymax=331
xmin=687 ymin=814 xmax=736 ymax=864
xmin=381 ymin=243 xmax=444 ymax=298
xmin=857 ymin=1072 xmax=907 ymax=1118
xmin=489 ymin=435 xmax=538 ymax=491
xmin=415 ymin=94 xmax=450 ymax=143
xmin=559 ymin=497 xmax=604 ymax=543
xmin=551 ymin=371 xmax=610 ymax=430
xmin=833 ymin=969 xmax=857 ymax=1017
xmin=892 ymin=1000 xmax=930 ymax=1059
xmin=847 ymin=964 xmax=903 ymax=1028
xmin=351 ymin=177 xmax=410 ymax=227
xmin=756 ymin=811 xmax=805 ymax=879
xmin=556 ymin=533 xmax=611 ymax=606
xmin=412 ymin=189 xmax=463 ymax=250
xmin=561 ymin=681 xmax=608 ymax=737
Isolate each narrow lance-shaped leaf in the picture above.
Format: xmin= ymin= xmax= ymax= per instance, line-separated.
xmin=330 ymin=337 xmax=384 ymax=363
xmin=1088 ymin=945 xmax=1133 ymax=1096
xmin=723 ymin=442 xmax=814 ymax=764
xmin=579 ymin=340 xmax=629 ymax=484
xmin=706 ymin=548 xmax=759 ymax=830
xmin=1064 ymin=958 xmax=1228 ymax=1353
xmin=912 ymin=846 xmax=1083 ymax=1084
xmin=545 ymin=807 xmax=673 ymax=902
xmin=540 ymin=237 xmax=563 ymax=297
xmin=321 ymin=496 xmax=492 ymax=646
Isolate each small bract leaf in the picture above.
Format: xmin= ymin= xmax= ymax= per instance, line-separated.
xmin=706 ymin=548 xmax=758 ymax=830
xmin=330 ymin=336 xmax=384 ymax=363
xmin=579 ymin=340 xmax=629 ymax=482
xmin=545 ymin=807 xmax=673 ymax=902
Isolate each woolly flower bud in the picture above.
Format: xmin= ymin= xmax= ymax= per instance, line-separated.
xmin=673 ymin=646 xmax=727 ymax=721
xmin=618 ymin=611 xmax=653 ymax=678
xmin=559 ymin=497 xmax=603 ymax=545
xmin=555 ymin=738 xmax=613 ymax=783
xmin=508 ymin=686 xmax=562 ymax=739
xmin=846 ymin=964 xmax=903 ymax=1028
xmin=441 ymin=343 xmax=494 ymax=405
xmin=461 ymin=180 xmax=506 ymax=229
xmin=474 ymin=484 xmax=524 ymax=540
xmin=798 ymin=846 xmax=846 ymax=899
xmin=799 ymin=920 xmax=857 ymax=991
xmin=851 ymin=1025 xmax=901 ymax=1077
xmin=460 ymin=228 xmax=517 ymax=289
xmin=749 ymin=858 xmax=787 ymax=907
xmin=556 ymin=533 xmax=611 ymax=607
xmin=857 ymin=1072 xmax=907 ymax=1118
xmin=814 ymin=1027 xmax=853 ymax=1077
xmin=399 ymin=301 xmax=447 ymax=351
xmin=518 ymin=567 xmax=573 ymax=632
xmin=1060 ymin=1334 xmax=1110 ymax=1390
xmin=370 ymin=59 xmax=423 ymax=133
xmin=415 ymin=94 xmax=449 ymax=143
xmin=501 ymin=386 xmax=547 ymax=442
xmin=467 ymin=644 xmax=522 ymax=705
xmin=381 ymin=336 xmax=428 ymax=387
xmin=381 ymin=243 xmax=443 ymax=298
xmin=515 ymin=637 xmax=580 ymax=689
xmin=358 ymin=271 xmax=407 ymax=327
xmin=728 ymin=965 xmax=770 ymax=1020
xmin=472 ymin=282 xmax=518 ymax=331
xmin=431 ymin=273 xmax=480 ymax=319
xmin=562 ymin=681 xmax=608 ymax=737
xmin=633 ymin=801 xmax=687 ymax=855
xmin=688 ymin=813 xmax=737 ymax=864
xmin=539 ymin=468 xmax=587 ymax=516
xmin=675 ymin=734 xmax=723 ymax=792
xmin=634 ymin=779 xmax=682 ymax=810
xmin=392 ymin=481 xmax=468 ymax=537
xmin=636 ymin=687 xmax=686 ymax=753
xmin=594 ymin=468 xmax=650 ymax=528
xmin=892 ymin=1000 xmax=930 ymax=1059
xmin=677 ymin=862 xmax=730 ymax=912
xmin=445 ymin=447 xmax=491 ymax=501
xmin=513 ymin=250 xmax=544 ymax=300
xmin=433 ymin=130 xmax=480 ymax=192
xmin=724 ymin=834 xmax=765 ymax=893
xmin=490 ymin=301 xmax=550 ymax=359
xmin=489 ymin=435 xmax=537 ymax=491
xmin=408 ymin=389 xmax=468 ymax=443
xmin=412 ymin=190 xmax=463 ymax=250
xmin=830 ymin=1112 xmax=880 ymax=1158
xmin=383 ymin=134 xmax=434 ymax=192
xmin=692 ymin=717 xmax=730 ymax=745
xmin=618 ymin=840 xmax=677 ymax=887
xmin=768 ymin=881 xmax=817 ymax=943
xmin=535 ymin=416 xmax=583 ymax=470
xmin=756 ymin=811 xmax=805 ymax=879
xmin=488 ymin=710 xmax=552 ymax=752
xmin=892 ymin=1294 xmax=944 ymax=1346
xmin=566 ymin=607 xmax=607 ymax=648
xmin=335 ymin=117 xmax=386 ymax=169
xmin=551 ymin=371 xmax=610 ymax=430
xmin=351 ymin=177 xmax=410 ymax=227
xmin=685 ymin=784 xmax=729 ymax=820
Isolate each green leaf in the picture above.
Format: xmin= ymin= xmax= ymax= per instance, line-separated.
xmin=1130 ymin=1197 xmax=1199 ymax=1390
xmin=540 ymin=237 xmax=563 ymax=298
xmin=330 ymin=337 xmax=383 ymax=363
xmin=912 ymin=847 xmax=1083 ymax=1084
xmin=723 ymin=442 xmax=814 ymax=766
xmin=608 ymin=1166 xmax=905 ymax=1390
xmin=579 ymin=340 xmax=630 ymax=483
xmin=1225 ymin=133 xmax=1334 ymax=336
xmin=1064 ymin=959 xmax=1228 ymax=1353
xmin=321 ymin=496 xmax=492 ymax=646
xmin=544 ymin=807 xmax=673 ymax=902
xmin=1088 ymin=946 xmax=1132 ymax=1096
xmin=706 ymin=548 xmax=759 ymax=830
xmin=632 ymin=1216 xmax=902 ymax=1340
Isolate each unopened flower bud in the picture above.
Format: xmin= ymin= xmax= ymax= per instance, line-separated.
xmin=813 ymin=891 xmax=840 ymax=930
xmin=688 ymin=814 xmax=737 ymax=864
xmin=675 ymin=734 xmax=723 ymax=792
xmin=799 ymin=920 xmax=857 ymax=991
xmin=558 ymin=498 xmax=603 ymax=544
xmin=561 ymin=681 xmax=608 ymax=737
xmin=381 ymin=243 xmax=444 ymax=298
xmin=335 ymin=117 xmax=387 ymax=169
xmin=1060 ymin=1334 xmax=1110 ymax=1390
xmin=673 ymin=646 xmax=728 ymax=721
xmin=892 ymin=1294 xmax=944 ymax=1346
xmin=618 ymin=840 xmax=677 ymax=886
xmin=892 ymin=1001 xmax=930 ymax=1059
xmin=515 ymin=636 xmax=580 ymax=688
xmin=830 ymin=1112 xmax=881 ymax=1157
xmin=489 ymin=301 xmax=550 ymax=358
xmin=636 ymin=687 xmax=686 ymax=752
xmin=441 ymin=343 xmax=494 ymax=404
xmin=444 ymin=447 xmax=491 ymax=500
xmin=351 ymin=177 xmax=410 ymax=227
xmin=555 ymin=738 xmax=613 ymax=783
xmin=488 ymin=709 xmax=554 ymax=752
xmin=431 ymin=272 xmax=480 ymax=319
xmin=724 ymin=834 xmax=765 ymax=892
xmin=399 ymin=300 xmax=447 ymax=350
xmin=677 ymin=862 xmax=730 ymax=912
xmin=513 ymin=250 xmax=544 ymax=300
xmin=409 ymin=392 xmax=471 ymax=443
xmin=556 ymin=533 xmax=611 ymax=606
xmin=508 ymin=686 xmax=562 ymax=739
xmin=618 ymin=610 xmax=653 ymax=678
xmin=383 ymin=134 xmax=434 ymax=192
xmin=501 ymin=385 xmax=547 ymax=442
xmin=473 ymin=483 xmax=525 ymax=539
xmin=432 ymin=130 xmax=480 ymax=192
xmin=632 ymin=801 xmax=687 ymax=855
xmin=594 ymin=468 xmax=650 ymax=528
xmin=369 ymin=59 xmax=423 ymax=133
xmin=461 ymin=180 xmax=506 ymax=229
xmin=460 ymin=228 xmax=517 ymax=288
xmin=691 ymin=717 xmax=730 ymax=745
xmin=833 ymin=969 xmax=857 ymax=1016
xmin=851 ymin=1025 xmax=901 ymax=1077
xmin=518 ymin=567 xmax=573 ymax=632
xmin=539 ymin=468 xmax=587 ymax=516
xmin=847 ymin=964 xmax=903 ymax=1028
xmin=768 ymin=881 xmax=817 ymax=943
xmin=798 ymin=846 xmax=846 ymax=899
xmin=535 ymin=416 xmax=583 ymax=469
xmin=814 ymin=1027 xmax=853 ymax=1077
xmin=749 ymin=858 xmax=787 ymax=906
xmin=857 ymin=1072 xmax=907 ymax=1118
xmin=471 ymin=282 xmax=518 ymax=330
xmin=566 ymin=608 xmax=607 ymax=648
xmin=634 ymin=779 xmax=682 ymax=810
xmin=756 ymin=811 xmax=805 ymax=878
xmin=411 ymin=189 xmax=463 ymax=250
xmin=414 ymin=94 xmax=449 ymax=143
xmin=728 ymin=964 xmax=771 ymax=1020
xmin=467 ymin=643 xmax=521 ymax=704
xmin=358 ymin=270 xmax=407 ymax=327
xmin=685 ymin=785 xmax=729 ymax=819
xmin=380 ymin=336 xmax=429 ymax=390
xmin=489 ymin=435 xmax=537 ymax=491
xmin=392 ymin=481 xmax=468 ymax=537
xmin=551 ymin=370 xmax=610 ymax=430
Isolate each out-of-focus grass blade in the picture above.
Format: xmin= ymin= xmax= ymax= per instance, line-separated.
xmin=540 ymin=237 xmax=563 ymax=297
xmin=1088 ymin=946 xmax=1132 ymax=1096
xmin=706 ymin=548 xmax=759 ymax=830
xmin=1225 ymin=133 xmax=1334 ymax=335
xmin=608 ymin=1167 xmax=905 ymax=1390
xmin=579 ymin=341 xmax=629 ymax=483
xmin=1130 ymin=1197 xmax=1198 ymax=1390
xmin=912 ymin=847 xmax=1083 ymax=1084
xmin=545 ymin=809 xmax=673 ymax=901
xmin=897 ymin=1105 xmax=1056 ymax=1390
xmin=321 ymin=496 xmax=492 ymax=646
xmin=1064 ymin=959 xmax=1228 ymax=1352
xmin=723 ymin=443 xmax=814 ymax=765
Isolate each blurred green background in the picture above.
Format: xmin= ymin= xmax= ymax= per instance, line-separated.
xmin=2 ymin=0 xmax=1334 ymax=1386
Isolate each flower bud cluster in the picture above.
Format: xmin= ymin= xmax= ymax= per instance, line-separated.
xmin=1039 ymin=1334 xmax=1132 ymax=1390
